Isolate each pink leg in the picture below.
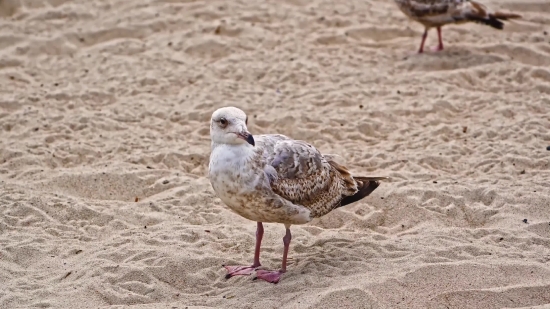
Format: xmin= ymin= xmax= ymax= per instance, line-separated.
xmin=434 ymin=26 xmax=444 ymax=51
xmin=224 ymin=222 xmax=264 ymax=279
xmin=254 ymin=227 xmax=292 ymax=284
xmin=418 ymin=28 xmax=428 ymax=53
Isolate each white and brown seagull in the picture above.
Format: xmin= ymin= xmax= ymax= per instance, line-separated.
xmin=208 ymin=106 xmax=388 ymax=283
xmin=393 ymin=0 xmax=521 ymax=53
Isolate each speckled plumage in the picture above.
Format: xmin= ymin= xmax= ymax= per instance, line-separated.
xmin=393 ymin=0 xmax=521 ymax=53
xmin=208 ymin=112 xmax=386 ymax=225
xmin=394 ymin=0 xmax=520 ymax=28
xmin=208 ymin=106 xmax=388 ymax=283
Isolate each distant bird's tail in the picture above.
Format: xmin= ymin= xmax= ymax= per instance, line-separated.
xmin=338 ymin=176 xmax=388 ymax=208
xmin=468 ymin=1 xmax=521 ymax=30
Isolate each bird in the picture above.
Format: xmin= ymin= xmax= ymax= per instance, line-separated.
xmin=393 ymin=0 xmax=521 ymax=53
xmin=208 ymin=106 xmax=388 ymax=283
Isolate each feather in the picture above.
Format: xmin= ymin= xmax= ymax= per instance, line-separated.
xmin=394 ymin=0 xmax=521 ymax=29
xmin=256 ymin=135 xmax=388 ymax=218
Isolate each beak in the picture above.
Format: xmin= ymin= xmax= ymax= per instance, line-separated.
xmin=237 ymin=131 xmax=255 ymax=146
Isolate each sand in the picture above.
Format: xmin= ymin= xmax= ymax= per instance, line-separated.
xmin=1 ymin=0 xmax=549 ymax=308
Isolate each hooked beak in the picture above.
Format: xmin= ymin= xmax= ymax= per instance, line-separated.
xmin=237 ymin=131 xmax=255 ymax=146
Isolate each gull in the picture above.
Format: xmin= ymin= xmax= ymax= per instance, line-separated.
xmin=208 ymin=106 xmax=388 ymax=283
xmin=393 ymin=0 xmax=521 ymax=53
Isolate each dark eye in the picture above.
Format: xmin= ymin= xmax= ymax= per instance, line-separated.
xmin=219 ymin=118 xmax=228 ymax=127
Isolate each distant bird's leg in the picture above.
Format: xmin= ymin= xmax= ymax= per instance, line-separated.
xmin=418 ymin=28 xmax=428 ymax=53
xmin=435 ymin=26 xmax=444 ymax=51
xmin=254 ymin=225 xmax=292 ymax=284
xmin=223 ymin=222 xmax=264 ymax=279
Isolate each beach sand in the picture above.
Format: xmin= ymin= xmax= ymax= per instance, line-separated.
xmin=1 ymin=0 xmax=549 ymax=308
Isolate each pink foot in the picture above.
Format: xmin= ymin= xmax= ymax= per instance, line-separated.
xmin=254 ymin=269 xmax=284 ymax=284
xmin=431 ymin=45 xmax=444 ymax=52
xmin=223 ymin=265 xmax=258 ymax=279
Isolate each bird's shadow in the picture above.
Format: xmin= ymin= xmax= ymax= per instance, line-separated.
xmin=396 ymin=47 xmax=507 ymax=72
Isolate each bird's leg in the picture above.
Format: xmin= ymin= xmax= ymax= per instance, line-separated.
xmin=254 ymin=226 xmax=292 ymax=284
xmin=418 ymin=28 xmax=428 ymax=53
xmin=434 ymin=26 xmax=444 ymax=51
xmin=223 ymin=222 xmax=264 ymax=279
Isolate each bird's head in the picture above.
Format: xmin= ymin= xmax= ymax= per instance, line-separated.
xmin=210 ymin=106 xmax=255 ymax=147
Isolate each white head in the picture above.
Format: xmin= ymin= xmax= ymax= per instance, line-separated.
xmin=210 ymin=106 xmax=255 ymax=147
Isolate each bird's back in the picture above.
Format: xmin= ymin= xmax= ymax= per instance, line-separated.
xmin=394 ymin=0 xmax=467 ymax=27
xmin=394 ymin=0 xmax=521 ymax=29
xmin=256 ymin=134 xmax=382 ymax=218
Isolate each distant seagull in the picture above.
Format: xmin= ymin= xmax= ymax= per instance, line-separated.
xmin=393 ymin=0 xmax=521 ymax=53
xmin=208 ymin=106 xmax=388 ymax=283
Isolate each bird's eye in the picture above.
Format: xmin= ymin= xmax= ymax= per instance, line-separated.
xmin=219 ymin=118 xmax=228 ymax=127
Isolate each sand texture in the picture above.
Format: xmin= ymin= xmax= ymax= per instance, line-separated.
xmin=1 ymin=0 xmax=550 ymax=308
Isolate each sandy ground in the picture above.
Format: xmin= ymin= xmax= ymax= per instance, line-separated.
xmin=1 ymin=0 xmax=550 ymax=308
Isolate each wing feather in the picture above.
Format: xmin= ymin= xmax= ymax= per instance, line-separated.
xmin=395 ymin=0 xmax=520 ymax=28
xmin=394 ymin=0 xmax=456 ymax=22
xmin=256 ymin=136 xmax=359 ymax=218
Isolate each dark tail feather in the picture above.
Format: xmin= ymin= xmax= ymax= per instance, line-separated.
xmin=338 ymin=177 xmax=386 ymax=208
xmin=469 ymin=12 xmax=521 ymax=30
xmin=471 ymin=15 xmax=504 ymax=30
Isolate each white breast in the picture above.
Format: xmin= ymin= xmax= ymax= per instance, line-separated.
xmin=208 ymin=143 xmax=262 ymax=209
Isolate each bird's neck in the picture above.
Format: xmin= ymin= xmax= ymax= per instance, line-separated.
xmin=210 ymin=142 xmax=256 ymax=166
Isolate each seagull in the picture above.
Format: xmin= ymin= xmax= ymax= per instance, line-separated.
xmin=208 ymin=106 xmax=388 ymax=284
xmin=393 ymin=0 xmax=521 ymax=53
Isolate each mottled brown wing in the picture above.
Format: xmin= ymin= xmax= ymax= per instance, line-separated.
xmin=395 ymin=0 xmax=453 ymax=18
xmin=395 ymin=0 xmax=475 ymax=26
xmin=264 ymin=138 xmax=358 ymax=218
